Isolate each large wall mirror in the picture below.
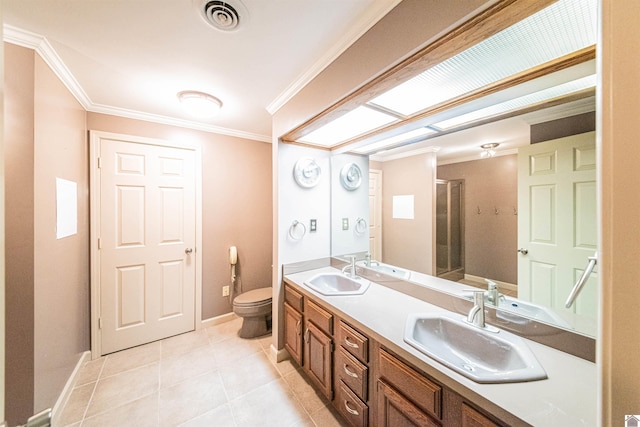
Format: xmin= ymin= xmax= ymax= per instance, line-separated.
xmin=327 ymin=0 xmax=598 ymax=338
xmin=332 ymin=103 xmax=597 ymax=338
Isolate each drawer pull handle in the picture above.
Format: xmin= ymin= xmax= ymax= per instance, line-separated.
xmin=343 ymin=364 xmax=358 ymax=378
xmin=344 ymin=336 xmax=359 ymax=349
xmin=344 ymin=400 xmax=359 ymax=416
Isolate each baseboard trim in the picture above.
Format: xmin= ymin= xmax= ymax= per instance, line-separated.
xmin=52 ymin=350 xmax=90 ymax=425
xmin=201 ymin=312 xmax=238 ymax=328
xmin=464 ymin=274 xmax=517 ymax=292
xmin=270 ymin=344 xmax=290 ymax=363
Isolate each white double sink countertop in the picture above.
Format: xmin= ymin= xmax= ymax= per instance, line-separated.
xmin=284 ymin=266 xmax=596 ymax=427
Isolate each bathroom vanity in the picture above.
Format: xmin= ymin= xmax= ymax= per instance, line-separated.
xmin=282 ymin=265 xmax=596 ymax=426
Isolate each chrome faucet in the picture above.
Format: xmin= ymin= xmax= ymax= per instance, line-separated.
xmin=364 ymin=253 xmax=371 ymax=267
xmin=342 ymin=255 xmax=358 ymax=278
xmin=485 ymin=279 xmax=502 ymax=305
xmin=467 ymin=291 xmax=486 ymax=328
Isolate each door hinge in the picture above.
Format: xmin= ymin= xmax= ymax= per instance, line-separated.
xmin=98 ymin=318 xmax=102 ymax=329
xmin=330 ymin=341 xmax=335 ymax=352
xmin=98 ymin=238 xmax=101 ymax=250
xmin=97 ymin=157 xmax=102 ymax=168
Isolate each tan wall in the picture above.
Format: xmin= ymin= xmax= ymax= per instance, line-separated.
xmin=33 ymin=54 xmax=90 ymax=411
xmin=86 ymin=113 xmax=273 ymax=319
xmin=5 ymin=43 xmax=36 ymax=426
xmin=438 ymin=155 xmax=518 ymax=284
xmin=380 ymin=153 xmax=436 ymax=275
xmin=600 ymin=0 xmax=640 ymax=422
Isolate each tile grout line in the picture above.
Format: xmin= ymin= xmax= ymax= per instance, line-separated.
xmin=78 ymin=357 xmax=106 ymax=426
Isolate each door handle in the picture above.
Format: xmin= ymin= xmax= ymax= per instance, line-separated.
xmin=517 ymin=248 xmax=528 ymax=255
xmin=185 ymin=248 xmax=193 ymax=254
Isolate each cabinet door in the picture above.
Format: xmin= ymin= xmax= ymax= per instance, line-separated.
xmin=376 ymin=380 xmax=439 ymax=427
xmin=304 ymin=321 xmax=333 ymax=399
xmin=283 ymin=302 xmax=303 ymax=366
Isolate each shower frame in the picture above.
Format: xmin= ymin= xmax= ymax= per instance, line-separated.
xmin=436 ymin=179 xmax=465 ymax=279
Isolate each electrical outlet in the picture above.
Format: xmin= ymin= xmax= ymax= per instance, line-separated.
xmin=342 ymin=218 xmax=349 ymax=230
xmin=222 ymin=286 xmax=230 ymax=297
xmin=310 ymin=219 xmax=317 ymax=232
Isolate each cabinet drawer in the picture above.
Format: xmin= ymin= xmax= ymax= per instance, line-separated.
xmin=336 ymin=380 xmax=368 ymax=427
xmin=305 ymin=299 xmax=333 ymax=335
xmin=284 ymin=285 xmax=303 ymax=312
xmin=378 ymin=349 xmax=442 ymax=420
xmin=336 ymin=347 xmax=368 ymax=401
xmin=338 ymin=321 xmax=369 ymax=363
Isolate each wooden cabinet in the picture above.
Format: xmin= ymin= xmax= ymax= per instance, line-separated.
xmin=283 ymin=302 xmax=303 ymax=366
xmin=282 ymin=281 xmax=517 ymax=427
xmin=377 ymin=380 xmax=440 ymax=427
xmin=283 ymin=284 xmax=304 ymax=366
xmin=377 ymin=349 xmax=442 ymax=425
xmin=461 ymin=403 xmax=501 ymax=427
xmin=334 ymin=320 xmax=371 ymax=427
xmin=304 ymin=317 xmax=333 ymax=399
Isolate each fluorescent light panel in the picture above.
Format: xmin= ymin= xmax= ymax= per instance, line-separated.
xmin=369 ymin=0 xmax=597 ymax=116
xmin=352 ymin=127 xmax=436 ymax=154
xmin=299 ymin=106 xmax=396 ymax=146
xmin=433 ymin=75 xmax=596 ymax=129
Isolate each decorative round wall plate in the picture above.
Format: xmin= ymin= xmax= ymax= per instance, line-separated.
xmin=293 ymin=157 xmax=321 ymax=188
xmin=340 ymin=162 xmax=362 ymax=191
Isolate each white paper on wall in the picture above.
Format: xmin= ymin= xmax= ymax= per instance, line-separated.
xmin=392 ymin=195 xmax=414 ymax=219
xmin=56 ymin=178 xmax=78 ymax=239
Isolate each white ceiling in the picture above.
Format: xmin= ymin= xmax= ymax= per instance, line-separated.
xmin=3 ymin=0 xmax=400 ymax=141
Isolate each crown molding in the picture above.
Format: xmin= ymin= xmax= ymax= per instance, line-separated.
xmin=265 ymin=0 xmax=402 ymax=115
xmin=371 ymin=145 xmax=441 ymax=162
xmin=3 ymin=24 xmax=271 ymax=143
xmin=4 ymin=24 xmax=92 ymax=108
xmin=88 ymin=103 xmax=271 ymax=142
xmin=437 ymin=148 xmax=519 ymax=166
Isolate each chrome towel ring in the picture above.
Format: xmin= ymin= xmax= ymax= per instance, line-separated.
xmin=288 ymin=220 xmax=307 ymax=240
xmin=355 ymin=217 xmax=367 ymax=234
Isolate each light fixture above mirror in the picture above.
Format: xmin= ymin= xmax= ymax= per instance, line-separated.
xmin=281 ymin=0 xmax=597 ymax=156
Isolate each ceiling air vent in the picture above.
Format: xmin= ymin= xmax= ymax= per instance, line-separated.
xmin=198 ymin=1 xmax=249 ymax=32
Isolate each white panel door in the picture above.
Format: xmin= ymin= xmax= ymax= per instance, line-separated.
xmin=100 ymin=138 xmax=196 ymax=354
xmin=517 ymin=131 xmax=597 ymax=319
xmin=369 ymin=169 xmax=382 ymax=261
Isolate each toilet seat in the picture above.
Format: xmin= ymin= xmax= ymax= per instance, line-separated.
xmin=233 ymin=287 xmax=272 ymax=307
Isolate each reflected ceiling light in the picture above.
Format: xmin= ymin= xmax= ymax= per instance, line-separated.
xmin=433 ymin=75 xmax=596 ymax=130
xmin=299 ymin=106 xmax=396 ymax=146
xmin=177 ymin=90 xmax=223 ymax=119
xmin=352 ymin=127 xmax=437 ymax=154
xmin=480 ymin=143 xmax=500 ymax=158
xmin=369 ymin=0 xmax=596 ymax=116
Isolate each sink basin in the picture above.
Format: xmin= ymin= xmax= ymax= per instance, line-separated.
xmin=461 ymin=291 xmax=572 ymax=329
xmin=404 ymin=312 xmax=547 ymax=383
xmin=497 ymin=297 xmax=573 ymax=329
xmin=303 ymin=273 xmax=371 ymax=296
xmin=356 ymin=261 xmax=411 ymax=280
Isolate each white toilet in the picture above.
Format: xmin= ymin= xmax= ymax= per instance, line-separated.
xmin=232 ymin=287 xmax=273 ymax=338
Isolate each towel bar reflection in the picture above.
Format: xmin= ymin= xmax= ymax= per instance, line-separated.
xmin=565 ymin=252 xmax=598 ymax=308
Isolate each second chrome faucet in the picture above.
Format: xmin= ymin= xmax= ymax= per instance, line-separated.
xmin=467 ymin=290 xmax=486 ymax=328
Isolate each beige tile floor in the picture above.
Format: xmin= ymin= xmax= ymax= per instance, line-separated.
xmin=57 ymin=318 xmax=347 ymax=427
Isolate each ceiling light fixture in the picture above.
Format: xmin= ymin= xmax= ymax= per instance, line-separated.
xmin=177 ymin=91 xmax=223 ymax=119
xmin=480 ymin=143 xmax=500 ymax=158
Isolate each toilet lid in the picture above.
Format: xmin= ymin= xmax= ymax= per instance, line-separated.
xmin=233 ymin=287 xmax=272 ymax=306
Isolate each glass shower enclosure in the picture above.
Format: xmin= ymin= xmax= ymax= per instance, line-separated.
xmin=436 ymin=179 xmax=465 ymax=280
